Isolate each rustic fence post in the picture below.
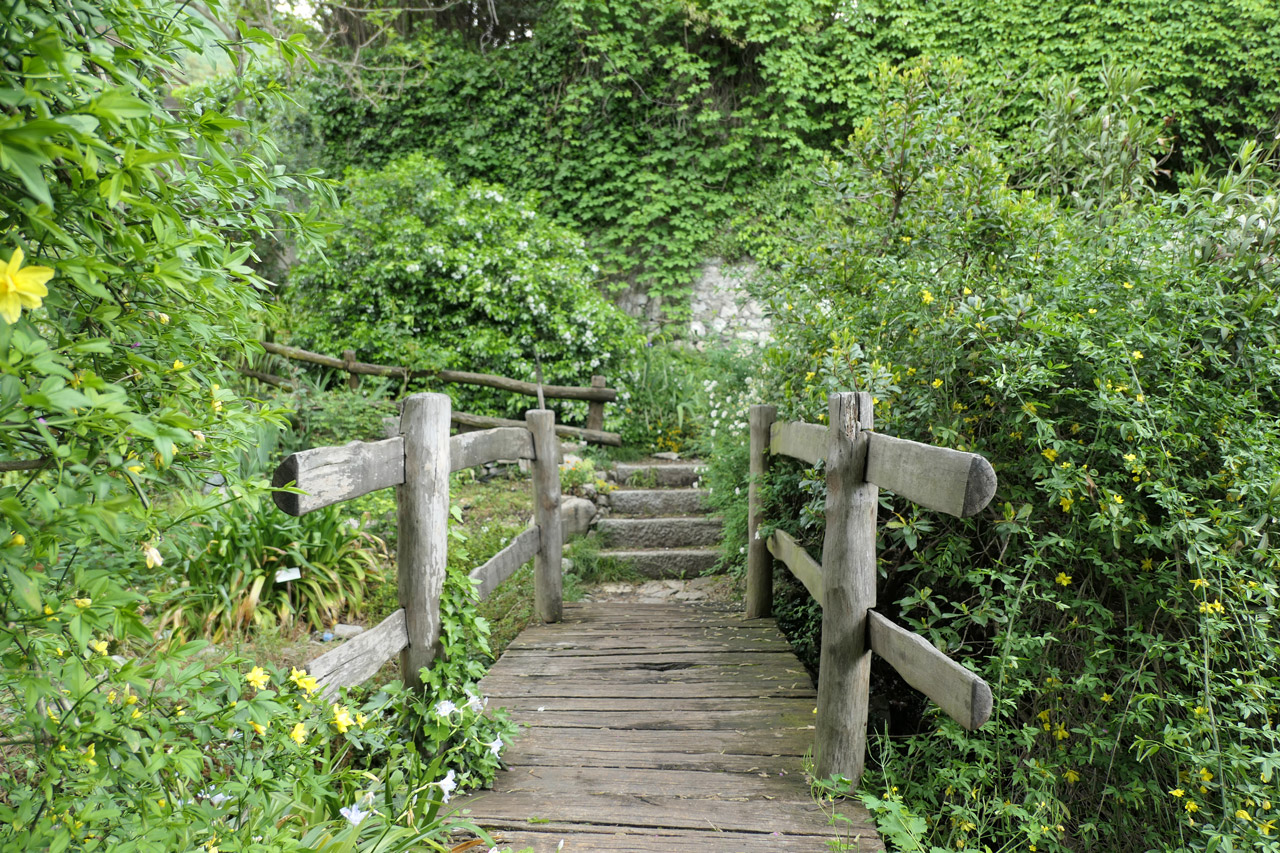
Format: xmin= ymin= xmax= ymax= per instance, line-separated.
xmin=746 ymin=404 xmax=778 ymax=619
xmin=815 ymin=391 xmax=877 ymax=784
xmin=527 ymin=409 xmax=563 ymax=623
xmin=585 ymin=375 xmax=608 ymax=433
xmin=343 ymin=349 xmax=360 ymax=391
xmin=397 ymin=393 xmax=451 ymax=691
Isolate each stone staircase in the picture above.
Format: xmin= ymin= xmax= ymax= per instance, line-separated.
xmin=597 ymin=459 xmax=722 ymax=579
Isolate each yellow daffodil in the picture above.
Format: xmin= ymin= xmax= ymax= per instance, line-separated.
xmin=1 ymin=247 xmax=53 ymax=324
xmin=289 ymin=722 xmax=307 ymax=745
xmin=244 ymin=666 xmax=269 ymax=690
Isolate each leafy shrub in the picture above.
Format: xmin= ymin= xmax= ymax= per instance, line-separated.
xmin=727 ymin=63 xmax=1280 ymax=852
xmin=157 ymin=494 xmax=387 ymax=643
xmin=285 ymin=152 xmax=641 ymax=421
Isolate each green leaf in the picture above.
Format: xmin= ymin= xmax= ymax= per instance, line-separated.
xmin=6 ymin=565 xmax=41 ymax=614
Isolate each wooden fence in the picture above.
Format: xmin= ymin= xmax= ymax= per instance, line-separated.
xmin=747 ymin=391 xmax=998 ymax=787
xmin=252 ymin=341 xmax=621 ymax=446
xmin=271 ymin=392 xmax=592 ymax=695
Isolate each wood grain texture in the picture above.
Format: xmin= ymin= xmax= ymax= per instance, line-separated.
xmin=449 ymin=426 xmax=534 ymax=472
xmin=770 ymin=420 xmax=827 ymax=465
xmin=815 ymin=391 xmax=876 ymax=785
xmin=868 ymin=610 xmax=993 ymax=731
xmin=455 ymin=601 xmax=883 ymax=852
xmin=469 ymin=526 xmax=541 ymax=600
xmin=451 ymin=410 xmax=621 ymax=447
xmin=271 ymin=437 xmax=403 ymax=516
xmin=528 ymin=410 xmax=563 ymax=623
xmin=397 ymin=393 xmax=451 ymax=691
xmin=864 ymin=432 xmax=997 ymax=518
xmin=585 ymin=374 xmax=608 ymax=432
xmin=767 ymin=528 xmax=824 ymax=606
xmin=746 ymin=404 xmax=778 ymax=619
xmin=307 ymin=609 xmax=407 ymax=695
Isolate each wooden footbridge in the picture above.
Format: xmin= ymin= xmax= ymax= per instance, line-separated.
xmin=273 ymin=391 xmax=998 ymax=853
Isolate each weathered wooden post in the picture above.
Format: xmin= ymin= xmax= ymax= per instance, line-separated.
xmin=815 ymin=391 xmax=877 ymax=784
xmin=585 ymin=375 xmax=608 ymax=433
xmin=397 ymin=393 xmax=451 ymax=690
xmin=343 ymin=349 xmax=360 ymax=391
xmin=527 ymin=409 xmax=563 ymax=623
xmin=746 ymin=404 xmax=778 ymax=619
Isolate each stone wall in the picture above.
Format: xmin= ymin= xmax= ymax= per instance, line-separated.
xmin=616 ymin=258 xmax=771 ymax=348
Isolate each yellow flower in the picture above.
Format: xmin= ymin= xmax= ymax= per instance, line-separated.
xmin=1169 ymin=788 xmax=1185 ymax=798
xmin=211 ymin=384 xmax=223 ymax=412
xmin=191 ymin=430 xmax=206 ymax=442
xmin=931 ymin=378 xmax=943 ymax=388
xmin=9 ymin=533 xmax=24 ymax=547
xmin=1041 ymin=448 xmax=1058 ymax=462
xmin=1185 ymin=801 xmax=1199 ymax=813
xmin=1198 ymin=599 xmax=1225 ymax=615
xmin=1059 ymin=496 xmax=1073 ymax=513
xmin=73 ymin=598 xmax=91 ymax=609
xmin=90 ymin=640 xmax=109 ymax=655
xmin=1123 ymin=281 xmax=1134 ymax=289
xmin=142 ymin=543 xmax=163 ymax=569
xmin=921 ymin=291 xmax=934 ymax=305
xmin=1063 ymin=769 xmax=1081 ymax=783
xmin=157 ymin=312 xmax=169 ymax=324
xmin=107 ymin=690 xmax=117 ymax=704
xmin=1132 ymin=350 xmax=1143 ymax=360
xmin=1052 ymin=722 xmax=1069 ymax=741
xmin=1135 ymin=394 xmax=1145 ymax=403
xmin=1141 ymin=557 xmax=1154 ymax=571
xmin=289 ymin=722 xmax=307 ymax=745
xmin=1112 ymin=494 xmax=1124 ymax=504
xmin=0 ymin=247 xmax=53 ymax=324
xmin=289 ymin=666 xmax=319 ymax=696
xmin=173 ymin=359 xmax=185 ymax=370
xmin=1236 ymin=810 xmax=1251 ymax=822
xmin=244 ymin=666 xmax=270 ymax=691
xmin=1100 ymin=692 xmax=1113 ymax=703
xmin=250 ymin=720 xmax=266 ymax=736
xmin=355 ymin=713 xmax=368 ymax=729
xmin=1055 ymin=572 xmax=1072 ymax=587
xmin=1124 ymin=453 xmax=1136 ymax=463
xmin=1199 ymin=767 xmax=1213 ymax=783
xmin=82 ymin=743 xmax=97 ymax=767
xmin=131 ymin=708 xmax=142 ymax=720
xmin=963 ymin=287 xmax=972 ymax=295
xmin=332 ymin=704 xmax=354 ymax=734
xmin=1190 ymin=578 xmax=1208 ymax=589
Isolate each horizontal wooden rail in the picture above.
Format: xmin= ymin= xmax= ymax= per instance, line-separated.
xmin=272 ymin=437 xmax=404 ymax=516
xmin=864 ymin=433 xmax=996 ymax=518
xmin=470 ymin=527 xmax=542 ymax=600
xmin=310 ymin=608 xmax=408 ymax=696
xmin=452 ymin=411 xmax=621 ymax=447
xmin=769 ymin=421 xmax=826 ymax=465
xmin=766 ymin=529 xmax=824 ymax=606
xmin=261 ymin=341 xmax=616 ymax=403
xmin=450 ymin=427 xmax=535 ymax=473
xmin=867 ymin=611 xmax=992 ymax=731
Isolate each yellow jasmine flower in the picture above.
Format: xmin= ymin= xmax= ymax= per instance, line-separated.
xmin=157 ymin=312 xmax=169 ymax=324
xmin=1199 ymin=767 xmax=1213 ymax=783
xmin=90 ymin=640 xmax=109 ymax=655
xmin=124 ymin=693 xmax=138 ymax=705
xmin=1190 ymin=578 xmax=1208 ymax=589
xmin=1198 ymin=599 xmax=1225 ymax=615
xmin=332 ymin=704 xmax=354 ymax=734
xmin=1124 ymin=453 xmax=1136 ymax=463
xmin=1141 ymin=557 xmax=1154 ymax=571
xmin=191 ymin=430 xmax=206 ymax=442
xmin=1059 ymin=496 xmax=1073 ymax=512
xmin=1236 ymin=810 xmax=1251 ymax=822
xmin=1112 ymin=494 xmax=1124 ymax=504
xmin=289 ymin=722 xmax=307 ymax=745
xmin=1088 ymin=307 xmax=1097 ymax=314
xmin=1055 ymin=572 xmax=1072 ymax=587
xmin=73 ymin=598 xmax=91 ymax=609
xmin=173 ymin=359 xmax=185 ymax=370
xmin=1193 ymin=705 xmax=1208 ymax=716
xmin=355 ymin=713 xmax=368 ymax=729
xmin=1063 ymin=769 xmax=1080 ymax=783
xmin=245 ymin=666 xmax=270 ymax=691
xmin=921 ymin=291 xmax=934 ymax=305
xmin=931 ymin=378 xmax=943 ymax=388
xmin=1123 ymin=281 xmax=1134 ymax=289
xmin=1041 ymin=448 xmax=1057 ymax=462
xmin=963 ymin=287 xmax=972 ymax=295
xmin=1052 ymin=722 xmax=1069 ymax=741
xmin=1132 ymin=350 xmax=1143 ymax=360
xmin=1135 ymin=394 xmax=1145 ymax=403
xmin=142 ymin=543 xmax=163 ymax=569
xmin=107 ymin=690 xmax=117 ymax=704
xmin=289 ymin=667 xmax=319 ymax=696
xmin=1100 ymin=692 xmax=1113 ymax=703
xmin=131 ymin=708 xmax=142 ymax=720
xmin=0 ymin=247 xmax=53 ymax=324
xmin=1186 ymin=801 xmax=1198 ymax=813
xmin=249 ymin=720 xmax=266 ymax=736
xmin=211 ymin=384 xmax=223 ymax=412
xmin=1258 ymin=819 xmax=1274 ymax=836
xmin=9 ymin=533 xmax=24 ymax=546
xmin=1169 ymin=788 xmax=1185 ymax=798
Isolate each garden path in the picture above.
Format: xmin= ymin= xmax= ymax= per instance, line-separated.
xmin=451 ymin=600 xmax=884 ymax=852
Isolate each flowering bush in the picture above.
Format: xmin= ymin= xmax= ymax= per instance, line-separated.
xmin=724 ymin=63 xmax=1280 ymax=852
xmin=286 ymin=152 xmax=641 ymax=421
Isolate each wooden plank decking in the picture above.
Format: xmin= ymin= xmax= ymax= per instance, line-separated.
xmin=453 ymin=602 xmax=884 ymax=852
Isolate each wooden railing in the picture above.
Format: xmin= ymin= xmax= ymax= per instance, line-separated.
xmin=747 ymin=391 xmax=998 ymax=787
xmin=252 ymin=341 xmax=621 ymax=446
xmin=271 ymin=393 xmax=592 ymax=695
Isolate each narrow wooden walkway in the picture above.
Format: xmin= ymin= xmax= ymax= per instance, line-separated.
xmin=453 ymin=601 xmax=884 ymax=852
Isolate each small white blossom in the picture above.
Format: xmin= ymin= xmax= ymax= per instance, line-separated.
xmin=436 ymin=769 xmax=457 ymax=803
xmin=434 ymin=700 xmax=458 ymax=717
xmin=486 ymin=736 xmax=503 ymax=757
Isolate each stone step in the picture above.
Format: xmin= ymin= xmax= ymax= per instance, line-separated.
xmin=603 ymin=548 xmax=720 ymax=579
xmin=609 ymin=488 xmax=710 ymax=516
xmin=614 ymin=461 xmax=706 ymax=489
xmin=597 ymin=517 xmax=722 ymax=549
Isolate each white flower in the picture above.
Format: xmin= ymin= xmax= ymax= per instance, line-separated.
xmin=436 ymin=769 xmax=457 ymax=803
xmin=434 ymin=699 xmax=457 ymax=717
xmin=464 ymin=692 xmax=483 ymax=712
xmin=340 ymin=802 xmax=371 ymax=826
xmin=486 ymin=736 xmax=503 ymax=757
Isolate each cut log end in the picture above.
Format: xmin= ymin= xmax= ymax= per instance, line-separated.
xmin=969 ymin=678 xmax=994 ymax=730
xmin=961 ymin=455 xmax=998 ymax=518
xmin=271 ymin=455 xmax=302 ymax=516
